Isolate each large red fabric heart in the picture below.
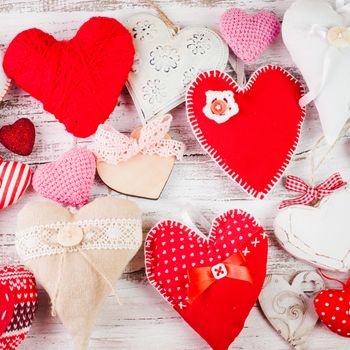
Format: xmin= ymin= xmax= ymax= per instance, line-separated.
xmin=314 ymin=278 xmax=350 ymax=337
xmin=0 ymin=159 xmax=32 ymax=209
xmin=186 ymin=66 xmax=305 ymax=199
xmin=146 ymin=210 xmax=268 ymax=350
xmin=3 ymin=17 xmax=134 ymax=138
xmin=0 ymin=265 xmax=37 ymax=349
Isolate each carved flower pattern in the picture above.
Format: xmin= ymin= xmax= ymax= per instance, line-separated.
xmin=182 ymin=67 xmax=198 ymax=87
xmin=187 ymin=33 xmax=211 ymax=55
xmin=150 ymin=45 xmax=180 ymax=72
xmin=132 ymin=20 xmax=157 ymax=40
xmin=142 ymin=79 xmax=166 ymax=105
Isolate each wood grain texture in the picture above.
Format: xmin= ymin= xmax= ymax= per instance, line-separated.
xmin=0 ymin=0 xmax=349 ymax=349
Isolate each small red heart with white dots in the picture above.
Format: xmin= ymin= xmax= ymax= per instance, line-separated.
xmin=146 ymin=209 xmax=268 ymax=349
xmin=314 ymin=279 xmax=350 ymax=337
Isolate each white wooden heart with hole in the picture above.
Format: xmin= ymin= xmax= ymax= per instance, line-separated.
xmin=259 ymin=271 xmax=325 ymax=349
xmin=124 ymin=13 xmax=228 ymax=123
xmin=274 ymin=189 xmax=350 ymax=272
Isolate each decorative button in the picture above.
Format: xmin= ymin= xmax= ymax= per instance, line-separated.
xmin=327 ymin=26 xmax=350 ymax=48
xmin=57 ymin=225 xmax=83 ymax=247
xmin=211 ymin=263 xmax=228 ymax=280
xmin=210 ymin=99 xmax=228 ymax=116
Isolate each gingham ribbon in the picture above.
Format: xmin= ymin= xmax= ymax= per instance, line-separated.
xmin=279 ymin=173 xmax=347 ymax=209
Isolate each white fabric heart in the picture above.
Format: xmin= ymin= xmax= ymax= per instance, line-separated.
xmin=0 ymin=49 xmax=10 ymax=101
xmin=259 ymin=271 xmax=324 ymax=349
xmin=274 ymin=189 xmax=350 ymax=272
xmin=124 ymin=13 xmax=228 ymax=123
xmin=283 ymin=0 xmax=350 ymax=144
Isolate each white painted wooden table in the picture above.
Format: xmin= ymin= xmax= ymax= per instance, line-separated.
xmin=0 ymin=0 xmax=349 ymax=349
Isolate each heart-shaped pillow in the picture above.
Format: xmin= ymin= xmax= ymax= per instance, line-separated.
xmin=0 ymin=49 xmax=10 ymax=102
xmin=186 ymin=66 xmax=305 ymax=199
xmin=0 ymin=159 xmax=31 ymax=209
xmin=220 ymin=8 xmax=281 ymax=64
xmin=274 ymin=189 xmax=350 ymax=272
xmin=259 ymin=271 xmax=325 ymax=348
xmin=283 ymin=0 xmax=350 ymax=144
xmin=94 ymin=115 xmax=185 ymax=199
xmin=124 ymin=13 xmax=228 ymax=123
xmin=314 ymin=278 xmax=350 ymax=337
xmin=16 ymin=196 xmax=142 ymax=350
xmin=0 ymin=265 xmax=38 ymax=349
xmin=32 ymin=148 xmax=96 ymax=208
xmin=146 ymin=209 xmax=268 ymax=349
xmin=0 ymin=118 xmax=35 ymax=156
xmin=3 ymin=17 xmax=135 ymax=138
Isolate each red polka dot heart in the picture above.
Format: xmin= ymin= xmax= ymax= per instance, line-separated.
xmin=314 ymin=278 xmax=350 ymax=337
xmin=145 ymin=209 xmax=268 ymax=350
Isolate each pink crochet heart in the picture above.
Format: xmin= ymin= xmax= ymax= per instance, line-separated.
xmin=33 ymin=148 xmax=96 ymax=207
xmin=220 ymin=8 xmax=281 ymax=64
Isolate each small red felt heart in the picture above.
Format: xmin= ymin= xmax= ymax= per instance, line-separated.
xmin=186 ymin=66 xmax=305 ymax=199
xmin=0 ymin=118 xmax=35 ymax=156
xmin=146 ymin=210 xmax=268 ymax=350
xmin=0 ymin=159 xmax=31 ymax=209
xmin=314 ymin=279 xmax=350 ymax=337
xmin=3 ymin=17 xmax=134 ymax=138
xmin=0 ymin=265 xmax=37 ymax=349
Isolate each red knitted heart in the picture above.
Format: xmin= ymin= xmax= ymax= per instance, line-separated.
xmin=3 ymin=17 xmax=134 ymax=138
xmin=314 ymin=279 xmax=350 ymax=337
xmin=0 ymin=159 xmax=32 ymax=209
xmin=146 ymin=210 xmax=268 ymax=350
xmin=0 ymin=118 xmax=35 ymax=156
xmin=186 ymin=66 xmax=305 ymax=199
xmin=0 ymin=265 xmax=38 ymax=349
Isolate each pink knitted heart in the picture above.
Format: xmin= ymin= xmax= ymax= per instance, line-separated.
xmin=33 ymin=148 xmax=96 ymax=207
xmin=220 ymin=8 xmax=281 ymax=64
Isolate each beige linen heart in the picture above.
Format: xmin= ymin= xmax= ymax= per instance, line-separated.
xmin=16 ymin=196 xmax=142 ymax=350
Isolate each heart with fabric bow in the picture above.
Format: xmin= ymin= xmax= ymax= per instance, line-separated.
xmin=94 ymin=114 xmax=185 ymax=199
xmin=146 ymin=209 xmax=268 ymax=350
xmin=283 ymin=0 xmax=350 ymax=144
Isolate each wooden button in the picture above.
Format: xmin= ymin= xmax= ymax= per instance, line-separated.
xmin=57 ymin=225 xmax=83 ymax=247
xmin=327 ymin=26 xmax=350 ymax=48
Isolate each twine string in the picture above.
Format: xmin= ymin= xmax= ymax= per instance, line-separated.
xmin=145 ymin=0 xmax=179 ymax=33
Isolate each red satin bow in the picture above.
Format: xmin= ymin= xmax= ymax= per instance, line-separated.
xmin=187 ymin=252 xmax=252 ymax=304
xmin=279 ymin=173 xmax=347 ymax=209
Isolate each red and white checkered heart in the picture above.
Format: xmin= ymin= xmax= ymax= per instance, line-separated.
xmin=0 ymin=160 xmax=32 ymax=209
xmin=314 ymin=278 xmax=350 ymax=338
xmin=146 ymin=210 xmax=268 ymax=350
xmin=0 ymin=265 xmax=38 ymax=349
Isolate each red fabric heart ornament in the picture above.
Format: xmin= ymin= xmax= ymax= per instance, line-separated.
xmin=0 ymin=159 xmax=31 ymax=209
xmin=0 ymin=118 xmax=35 ymax=156
xmin=186 ymin=66 xmax=305 ymax=199
xmin=314 ymin=278 xmax=350 ymax=337
xmin=3 ymin=17 xmax=135 ymax=138
xmin=0 ymin=265 xmax=38 ymax=349
xmin=146 ymin=210 xmax=268 ymax=350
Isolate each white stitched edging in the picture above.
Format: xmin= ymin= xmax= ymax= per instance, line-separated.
xmin=186 ymin=65 xmax=306 ymax=199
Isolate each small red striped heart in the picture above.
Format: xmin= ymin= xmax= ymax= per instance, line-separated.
xmin=0 ymin=159 xmax=31 ymax=209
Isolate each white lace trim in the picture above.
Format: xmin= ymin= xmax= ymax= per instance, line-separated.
xmin=16 ymin=218 xmax=142 ymax=261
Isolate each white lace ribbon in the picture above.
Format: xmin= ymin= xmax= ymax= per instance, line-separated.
xmin=16 ymin=218 xmax=142 ymax=261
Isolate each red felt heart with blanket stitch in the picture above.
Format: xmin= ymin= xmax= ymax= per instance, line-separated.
xmin=3 ymin=17 xmax=134 ymax=138
xmin=186 ymin=66 xmax=305 ymax=199
xmin=145 ymin=210 xmax=268 ymax=350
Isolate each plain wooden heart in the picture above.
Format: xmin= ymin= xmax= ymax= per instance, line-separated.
xmin=274 ymin=189 xmax=350 ymax=272
xmin=16 ymin=197 xmax=142 ymax=350
xmin=97 ymin=128 xmax=175 ymax=199
xmin=259 ymin=271 xmax=325 ymax=348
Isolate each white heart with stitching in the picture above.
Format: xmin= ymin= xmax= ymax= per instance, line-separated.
xmin=124 ymin=13 xmax=228 ymax=123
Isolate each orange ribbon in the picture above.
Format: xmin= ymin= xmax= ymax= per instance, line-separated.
xmin=187 ymin=252 xmax=253 ymax=304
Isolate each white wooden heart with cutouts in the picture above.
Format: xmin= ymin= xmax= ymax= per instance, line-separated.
xmin=124 ymin=13 xmax=228 ymax=123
